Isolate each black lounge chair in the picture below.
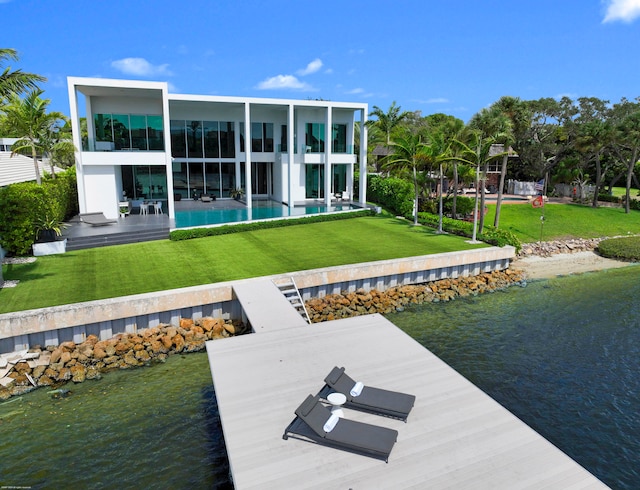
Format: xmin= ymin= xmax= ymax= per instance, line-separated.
xmin=320 ymin=366 xmax=416 ymax=421
xmin=283 ymin=394 xmax=398 ymax=462
xmin=79 ymin=212 xmax=117 ymax=226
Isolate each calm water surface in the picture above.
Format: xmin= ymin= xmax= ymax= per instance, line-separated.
xmin=0 ymin=352 xmax=231 ymax=489
xmin=387 ymin=266 xmax=640 ymax=490
xmin=2 ymin=267 xmax=639 ymax=489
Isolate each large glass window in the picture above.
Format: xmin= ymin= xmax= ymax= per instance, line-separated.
xmin=280 ymin=124 xmax=287 ymax=152
xmin=220 ymin=122 xmax=235 ymax=158
xmin=130 ymin=115 xmax=147 ymax=150
xmin=170 ymin=120 xmax=186 ymax=158
xmin=94 ymin=113 xmax=164 ymax=151
xmin=203 ymin=121 xmax=219 ymax=158
xmin=332 ymin=124 xmax=347 ymax=153
xmin=305 ymin=123 xmax=325 ymax=153
xmin=112 ymin=114 xmax=130 ymax=150
xmin=186 ymin=120 xmax=203 ymax=158
xmin=251 ymin=122 xmax=263 ymax=152
xmin=121 ymin=165 xmax=167 ymax=202
xmin=147 ymin=115 xmax=164 ymax=150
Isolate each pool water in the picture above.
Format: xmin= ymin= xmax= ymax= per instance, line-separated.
xmin=175 ymin=203 xmax=358 ymax=228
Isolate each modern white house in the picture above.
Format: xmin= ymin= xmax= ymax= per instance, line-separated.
xmin=67 ymin=77 xmax=368 ymax=222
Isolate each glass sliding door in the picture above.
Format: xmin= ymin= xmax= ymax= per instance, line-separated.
xmin=332 ymin=164 xmax=347 ymax=193
xmin=221 ymin=163 xmax=235 ymax=197
xmin=130 ymin=115 xmax=148 ymax=150
xmin=173 ymin=162 xmax=189 ymax=199
xmin=186 ymin=120 xmax=203 ymax=158
xmin=189 ymin=162 xmax=204 ymax=198
xmin=251 ymin=162 xmax=271 ymax=195
xmin=205 ymin=162 xmax=221 ymax=197
xmin=147 ymin=115 xmax=164 ymax=151
xmin=305 ymin=164 xmax=324 ymax=198
xmin=332 ymin=124 xmax=347 ymax=153
xmin=203 ymin=121 xmax=219 ymax=158
xmin=305 ymin=123 xmax=325 ymax=153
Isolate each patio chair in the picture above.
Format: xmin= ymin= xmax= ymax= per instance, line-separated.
xmin=283 ymin=394 xmax=398 ymax=462
xmin=320 ymin=366 xmax=416 ymax=421
xmin=79 ymin=212 xmax=117 ymax=226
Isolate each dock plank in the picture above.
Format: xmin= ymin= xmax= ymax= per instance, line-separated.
xmin=206 ymin=314 xmax=606 ymax=489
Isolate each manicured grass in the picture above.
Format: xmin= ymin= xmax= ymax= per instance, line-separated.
xmin=611 ymin=186 xmax=640 ymax=198
xmin=597 ymin=236 xmax=640 ymax=261
xmin=485 ymin=202 xmax=640 ymax=242
xmin=0 ymin=216 xmax=487 ymax=313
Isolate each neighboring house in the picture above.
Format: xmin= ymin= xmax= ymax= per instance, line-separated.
xmin=67 ymin=77 xmax=369 ymax=221
xmin=0 ymin=137 xmax=57 ymax=187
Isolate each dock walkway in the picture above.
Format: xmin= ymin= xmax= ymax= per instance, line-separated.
xmin=206 ymin=310 xmax=606 ymax=489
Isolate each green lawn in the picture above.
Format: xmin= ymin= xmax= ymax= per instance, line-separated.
xmin=611 ymin=186 xmax=640 ymax=198
xmin=486 ymin=202 xmax=640 ymax=242
xmin=0 ymin=216 xmax=486 ymax=313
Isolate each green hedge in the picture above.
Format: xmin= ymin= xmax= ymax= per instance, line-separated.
xmin=417 ymin=212 xmax=522 ymax=252
xmin=597 ymin=236 xmax=640 ymax=261
xmin=367 ymin=174 xmax=414 ymax=217
xmin=420 ymin=196 xmax=475 ymax=216
xmin=170 ymin=209 xmax=375 ymax=241
xmin=0 ymin=168 xmax=78 ymax=256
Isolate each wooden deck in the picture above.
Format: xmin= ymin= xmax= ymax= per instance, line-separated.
xmin=206 ymin=314 xmax=607 ymax=489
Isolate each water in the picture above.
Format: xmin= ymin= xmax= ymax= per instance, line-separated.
xmin=387 ymin=266 xmax=640 ymax=490
xmin=0 ymin=352 xmax=232 ymax=489
xmin=175 ymin=203 xmax=357 ymax=228
xmin=2 ymin=268 xmax=639 ymax=488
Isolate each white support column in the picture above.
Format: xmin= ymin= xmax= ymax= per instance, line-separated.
xmin=287 ymin=104 xmax=295 ymax=207
xmin=324 ymin=106 xmax=332 ymax=207
xmin=67 ymin=80 xmax=87 ymax=214
xmin=359 ymin=108 xmax=368 ymax=206
xmin=244 ymin=103 xmax=252 ymax=209
xmin=162 ymin=85 xmax=175 ymax=220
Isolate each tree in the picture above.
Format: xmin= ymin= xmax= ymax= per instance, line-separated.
xmin=4 ymin=89 xmax=67 ymax=185
xmin=385 ymin=128 xmax=431 ymax=226
xmin=367 ymin=101 xmax=412 ymax=145
xmin=468 ymin=107 xmax=512 ymax=232
xmin=0 ymin=48 xmax=45 ymax=104
xmin=447 ymin=130 xmax=506 ymax=240
xmin=609 ymin=98 xmax=640 ymax=213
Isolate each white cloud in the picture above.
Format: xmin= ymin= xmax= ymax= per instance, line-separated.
xmin=296 ymin=58 xmax=323 ymax=76
xmin=602 ymin=0 xmax=640 ymax=22
xmin=346 ymin=88 xmax=364 ymax=94
xmin=256 ymin=74 xmax=313 ymax=91
xmin=111 ymin=57 xmax=172 ymax=77
xmin=422 ymin=97 xmax=449 ymax=104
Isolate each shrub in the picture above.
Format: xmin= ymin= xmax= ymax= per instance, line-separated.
xmin=0 ymin=168 xmax=78 ymax=256
xmin=367 ymin=175 xmax=414 ymax=217
xmin=597 ymin=236 xmax=640 ymax=261
xmin=170 ymin=209 xmax=374 ymax=241
xmin=417 ymin=212 xmax=522 ymax=252
xmin=598 ymin=193 xmax=620 ymax=204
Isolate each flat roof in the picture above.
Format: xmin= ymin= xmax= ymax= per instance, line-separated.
xmin=206 ymin=314 xmax=606 ymax=489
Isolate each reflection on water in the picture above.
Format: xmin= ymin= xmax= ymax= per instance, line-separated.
xmin=387 ymin=266 xmax=640 ymax=490
xmin=0 ymin=352 xmax=232 ymax=489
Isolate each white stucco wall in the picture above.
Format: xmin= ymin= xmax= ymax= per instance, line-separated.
xmin=82 ymin=166 xmax=118 ymax=218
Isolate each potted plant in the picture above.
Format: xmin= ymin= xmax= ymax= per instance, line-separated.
xmin=119 ymin=204 xmax=130 ymax=218
xmin=230 ymin=188 xmax=245 ymax=201
xmin=33 ymin=214 xmax=68 ymax=256
xmin=34 ymin=215 xmax=67 ymax=243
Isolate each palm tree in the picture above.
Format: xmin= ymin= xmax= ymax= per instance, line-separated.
xmin=4 ymin=89 xmax=67 ymax=185
xmin=367 ymin=101 xmax=412 ymax=145
xmin=447 ymin=131 xmax=507 ymax=240
xmin=385 ymin=128 xmax=431 ymax=225
xmin=0 ymin=48 xmax=45 ymax=103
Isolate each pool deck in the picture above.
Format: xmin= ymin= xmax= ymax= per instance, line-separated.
xmin=206 ymin=310 xmax=607 ymax=488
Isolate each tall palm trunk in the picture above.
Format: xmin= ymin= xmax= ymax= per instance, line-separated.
xmin=625 ymin=147 xmax=638 ymax=214
xmin=452 ymin=162 xmax=458 ymax=218
xmin=31 ymin=146 xmax=41 ymax=185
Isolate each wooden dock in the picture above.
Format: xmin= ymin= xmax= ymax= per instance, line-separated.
xmin=206 ymin=312 xmax=607 ymax=489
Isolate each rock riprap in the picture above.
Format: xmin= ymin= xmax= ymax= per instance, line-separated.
xmin=0 ymin=317 xmax=243 ymax=400
xmin=305 ymin=269 xmax=526 ymax=323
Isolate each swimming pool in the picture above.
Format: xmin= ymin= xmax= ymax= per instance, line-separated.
xmin=175 ymin=203 xmax=361 ymax=228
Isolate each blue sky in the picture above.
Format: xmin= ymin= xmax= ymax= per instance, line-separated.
xmin=2 ymin=0 xmax=640 ymax=122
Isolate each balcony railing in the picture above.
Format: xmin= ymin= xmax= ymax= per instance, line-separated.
xmin=275 ymin=144 xmax=354 ymax=154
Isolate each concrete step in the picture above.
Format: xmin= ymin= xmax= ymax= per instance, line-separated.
xmin=65 ymin=229 xmax=169 ymax=251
